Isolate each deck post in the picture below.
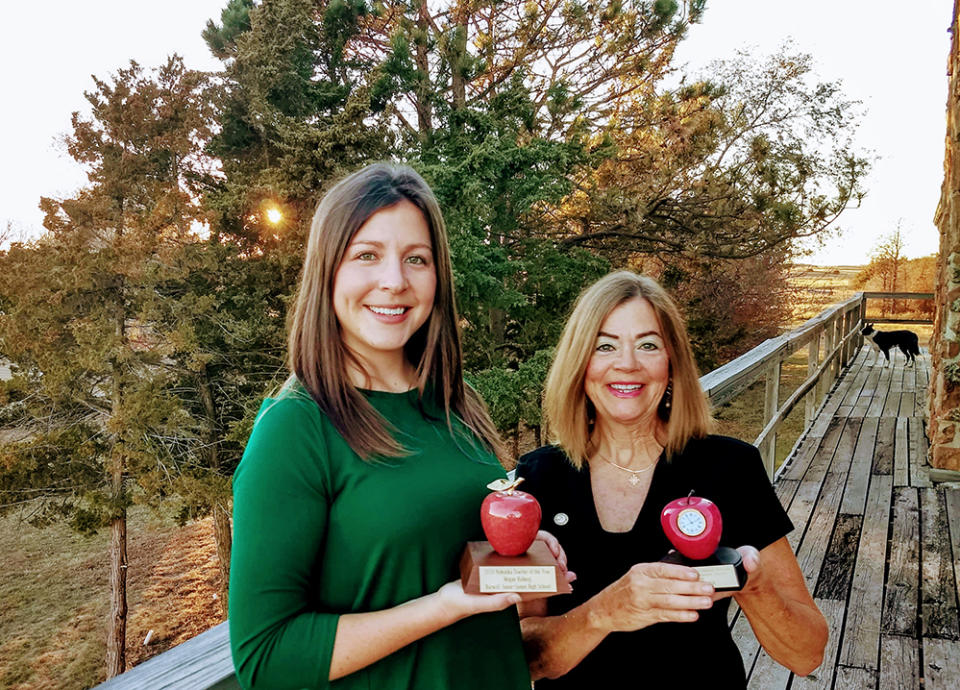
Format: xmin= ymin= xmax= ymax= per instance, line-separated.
xmin=820 ymin=318 xmax=836 ymax=403
xmin=762 ymin=357 xmax=781 ymax=477
xmin=805 ymin=327 xmax=821 ymax=427
xmin=858 ymin=295 xmax=867 ymax=349
xmin=842 ymin=309 xmax=853 ymax=367
xmin=834 ymin=311 xmax=844 ymax=383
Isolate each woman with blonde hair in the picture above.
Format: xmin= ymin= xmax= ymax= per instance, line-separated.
xmin=517 ymin=271 xmax=827 ymax=687
xmin=229 ymin=163 xmax=560 ymax=689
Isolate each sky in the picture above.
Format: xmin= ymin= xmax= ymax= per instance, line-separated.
xmin=0 ymin=0 xmax=954 ymax=265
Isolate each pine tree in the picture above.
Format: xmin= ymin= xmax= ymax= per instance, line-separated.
xmin=0 ymin=57 xmax=212 ymax=677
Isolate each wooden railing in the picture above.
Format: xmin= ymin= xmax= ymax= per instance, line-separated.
xmin=699 ymin=291 xmax=933 ymax=478
xmin=94 ymin=291 xmax=934 ymax=689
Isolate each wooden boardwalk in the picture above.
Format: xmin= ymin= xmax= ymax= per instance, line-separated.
xmin=737 ymin=346 xmax=960 ymax=689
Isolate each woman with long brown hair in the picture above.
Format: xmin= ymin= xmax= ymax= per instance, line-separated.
xmin=229 ymin=163 xmax=547 ymax=689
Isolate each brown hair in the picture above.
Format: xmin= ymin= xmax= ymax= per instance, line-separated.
xmin=286 ymin=163 xmax=505 ymax=463
xmin=543 ymin=271 xmax=712 ymax=467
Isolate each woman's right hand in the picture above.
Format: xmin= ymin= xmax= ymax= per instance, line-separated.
xmin=437 ymin=580 xmax=522 ymax=622
xmin=590 ymin=562 xmax=715 ymax=632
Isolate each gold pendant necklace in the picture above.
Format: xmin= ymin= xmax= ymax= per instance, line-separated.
xmin=595 ymin=450 xmax=659 ymax=487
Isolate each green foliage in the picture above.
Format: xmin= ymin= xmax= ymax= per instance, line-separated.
xmin=196 ymin=1 xmax=866 ymax=438
xmin=0 ymin=58 xmax=214 ymax=533
xmin=137 ymin=239 xmax=294 ymax=520
xmin=563 ymin=48 xmax=869 ymax=260
xmin=203 ymin=0 xmax=254 ymax=60
xmin=205 ymin=0 xmax=389 ymax=244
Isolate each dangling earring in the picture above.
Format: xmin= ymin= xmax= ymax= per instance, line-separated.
xmin=658 ymin=379 xmax=673 ymax=420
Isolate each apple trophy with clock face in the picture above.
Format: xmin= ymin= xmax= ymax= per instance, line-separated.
xmin=460 ymin=477 xmax=572 ymax=600
xmin=660 ymin=491 xmax=746 ymax=592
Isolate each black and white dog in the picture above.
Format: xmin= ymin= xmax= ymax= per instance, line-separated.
xmin=860 ymin=323 xmax=920 ymax=366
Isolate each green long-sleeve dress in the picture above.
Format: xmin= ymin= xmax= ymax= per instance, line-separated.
xmin=229 ymin=385 xmax=530 ymax=689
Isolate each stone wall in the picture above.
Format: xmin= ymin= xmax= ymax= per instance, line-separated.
xmin=930 ymin=1 xmax=960 ymax=471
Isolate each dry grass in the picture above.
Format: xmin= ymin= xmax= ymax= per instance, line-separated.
xmin=713 ymin=351 xmax=813 ymax=471
xmin=0 ymin=508 xmax=222 ymax=689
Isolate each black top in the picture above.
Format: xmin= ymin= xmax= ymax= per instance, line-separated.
xmin=516 ymin=436 xmax=793 ymax=689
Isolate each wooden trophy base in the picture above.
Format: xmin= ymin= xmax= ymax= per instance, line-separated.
xmin=662 ymin=546 xmax=747 ymax=592
xmin=460 ymin=541 xmax=572 ymax=601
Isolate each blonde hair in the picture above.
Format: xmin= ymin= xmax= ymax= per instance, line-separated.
xmin=286 ymin=163 xmax=505 ymax=463
xmin=543 ymin=271 xmax=712 ymax=467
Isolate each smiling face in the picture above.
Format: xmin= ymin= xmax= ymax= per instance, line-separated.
xmin=332 ymin=200 xmax=437 ymax=371
xmin=584 ymin=297 xmax=671 ymax=431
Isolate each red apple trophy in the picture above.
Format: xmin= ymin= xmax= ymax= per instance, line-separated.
xmin=460 ymin=477 xmax=571 ymax=600
xmin=660 ymin=491 xmax=746 ymax=591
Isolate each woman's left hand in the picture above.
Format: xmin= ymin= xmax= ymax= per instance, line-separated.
xmin=712 ymin=545 xmax=761 ymax=601
xmin=535 ymin=530 xmax=577 ymax=584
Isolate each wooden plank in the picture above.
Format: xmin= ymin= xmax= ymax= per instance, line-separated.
xmin=796 ymin=471 xmax=848 ymax=593
xmin=782 ymin=415 xmax=845 ymax=483
xmin=904 ymin=356 xmax=917 ymax=395
xmin=894 ymin=417 xmax=910 ymax=487
xmin=922 ymin=638 xmax=960 ymax=689
xmin=872 ymin=417 xmax=895 ymax=476
xmin=775 ymin=478 xmax=799 ymax=512
xmin=867 ymin=362 xmax=893 ymax=416
xmin=835 ymin=353 xmax=873 ymax=419
xmin=909 ymin=417 xmax=932 ymax=488
xmin=882 ymin=488 xmax=920 ymax=636
xmin=828 ymin=417 xmax=860 ymax=476
xmin=889 ymin=362 xmax=905 ymax=394
xmin=731 ymin=608 xmax=761 ymax=678
xmin=814 ymin=514 xmax=861 ymax=601
xmin=921 ymin=488 xmax=960 ymax=639
xmin=851 ymin=364 xmax=882 ymax=417
xmin=946 ymin=489 xmax=960 ymax=622
xmin=915 ymin=356 xmax=930 ymax=417
xmin=827 ymin=349 xmax=868 ymax=418
xmin=95 ymin=621 xmax=237 ymax=689
xmin=835 ymin=666 xmax=877 ymax=687
xmin=861 ymin=291 xmax=934 ymax=300
xmin=841 ymin=417 xmax=880 ymax=515
xmin=879 ymin=635 xmax=919 ymax=690
xmin=791 ymin=598 xmax=844 ymax=690
xmin=786 ymin=419 xmax=857 ymax=552
xmin=882 ymin=390 xmax=901 ymax=417
xmin=898 ymin=392 xmax=916 ymax=418
xmin=840 ymin=475 xmax=893 ymax=670
xmin=747 ymin=648 xmax=792 ymax=690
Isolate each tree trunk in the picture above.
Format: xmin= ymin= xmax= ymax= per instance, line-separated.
xmin=106 ymin=286 xmax=128 ymax=679
xmin=105 ymin=467 xmax=128 ymax=678
xmin=212 ymin=500 xmax=232 ymax=619
xmin=534 ymin=425 xmax=541 ymax=448
xmin=199 ymin=372 xmax=231 ymax=618
xmin=414 ymin=4 xmax=433 ymax=141
xmin=450 ymin=9 xmax=467 ymax=110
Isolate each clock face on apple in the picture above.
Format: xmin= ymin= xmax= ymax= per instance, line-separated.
xmin=676 ymin=508 xmax=707 ymax=536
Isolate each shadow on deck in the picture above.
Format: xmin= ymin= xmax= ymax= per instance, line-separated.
xmin=739 ymin=347 xmax=960 ymax=689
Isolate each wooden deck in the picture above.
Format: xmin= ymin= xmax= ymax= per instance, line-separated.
xmin=737 ymin=346 xmax=960 ymax=689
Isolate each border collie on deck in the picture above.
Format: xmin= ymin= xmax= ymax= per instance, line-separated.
xmin=860 ymin=323 xmax=920 ymax=366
